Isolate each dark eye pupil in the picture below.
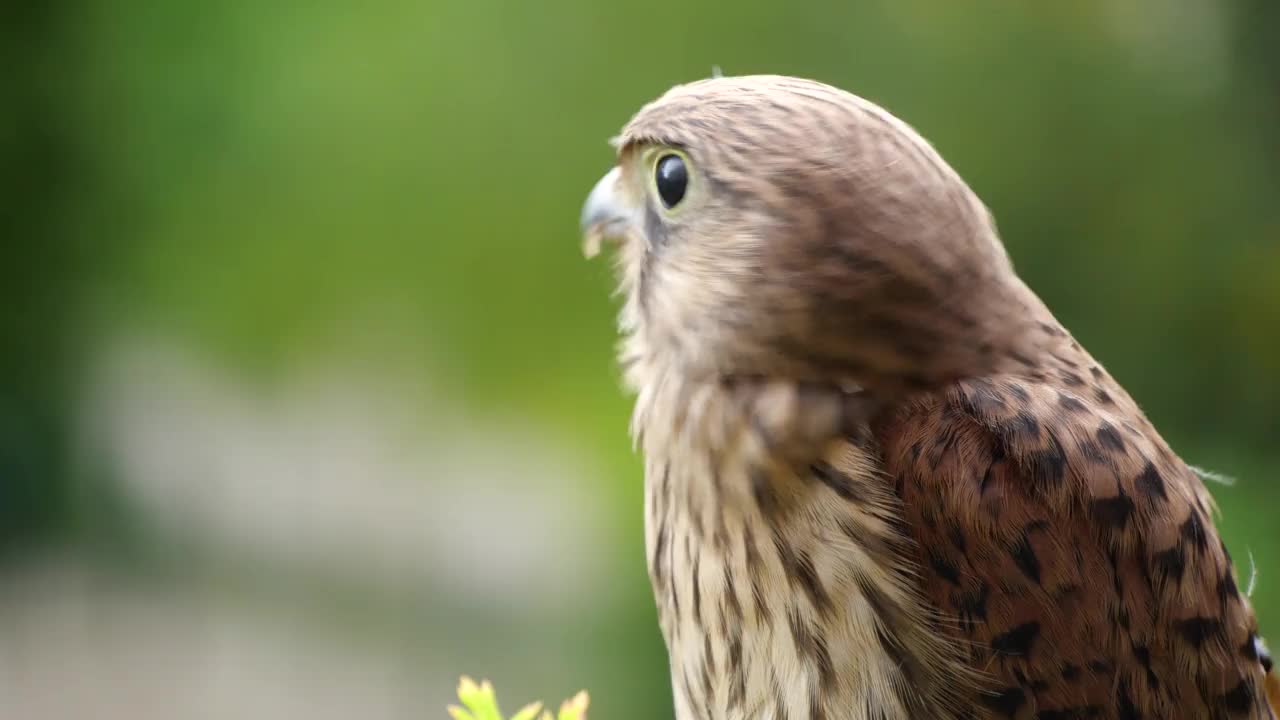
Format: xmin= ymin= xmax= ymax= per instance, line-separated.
xmin=655 ymin=154 xmax=688 ymax=209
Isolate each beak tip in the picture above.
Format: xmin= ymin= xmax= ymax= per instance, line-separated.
xmin=581 ymin=225 xmax=605 ymax=259
xmin=580 ymin=166 xmax=624 ymax=236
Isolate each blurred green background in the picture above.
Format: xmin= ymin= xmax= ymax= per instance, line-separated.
xmin=2 ymin=0 xmax=1277 ymax=717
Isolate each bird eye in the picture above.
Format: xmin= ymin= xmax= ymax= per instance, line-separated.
xmin=654 ymin=153 xmax=688 ymax=209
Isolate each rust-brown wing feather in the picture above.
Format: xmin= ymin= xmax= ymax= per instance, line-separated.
xmin=875 ymin=360 xmax=1274 ymax=720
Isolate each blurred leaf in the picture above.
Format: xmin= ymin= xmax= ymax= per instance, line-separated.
xmin=450 ymin=678 xmax=587 ymax=720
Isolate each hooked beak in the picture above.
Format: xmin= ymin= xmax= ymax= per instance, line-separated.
xmin=580 ymin=166 xmax=635 ymax=258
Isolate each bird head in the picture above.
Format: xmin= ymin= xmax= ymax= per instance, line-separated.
xmin=582 ymin=75 xmax=1050 ymax=399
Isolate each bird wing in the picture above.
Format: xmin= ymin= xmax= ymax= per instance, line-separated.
xmin=873 ymin=368 xmax=1273 ymax=719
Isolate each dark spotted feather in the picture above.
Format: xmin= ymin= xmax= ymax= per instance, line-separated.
xmin=875 ymin=329 xmax=1274 ymax=720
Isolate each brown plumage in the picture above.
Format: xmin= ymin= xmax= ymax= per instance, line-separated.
xmin=580 ymin=75 xmax=1275 ymax=720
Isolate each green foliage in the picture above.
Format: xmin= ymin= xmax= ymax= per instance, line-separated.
xmin=449 ymin=677 xmax=589 ymax=720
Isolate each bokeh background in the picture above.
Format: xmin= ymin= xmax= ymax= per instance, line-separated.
xmin=3 ymin=0 xmax=1278 ymax=717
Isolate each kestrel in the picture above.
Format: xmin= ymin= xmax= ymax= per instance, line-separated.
xmin=580 ymin=75 xmax=1277 ymax=720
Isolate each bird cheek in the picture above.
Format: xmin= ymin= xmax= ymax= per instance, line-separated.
xmin=642 ymin=204 xmax=671 ymax=252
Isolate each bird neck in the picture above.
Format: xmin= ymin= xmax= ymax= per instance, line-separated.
xmin=633 ymin=368 xmax=975 ymax=720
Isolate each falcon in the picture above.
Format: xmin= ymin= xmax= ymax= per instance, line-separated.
xmin=579 ymin=75 xmax=1277 ymax=720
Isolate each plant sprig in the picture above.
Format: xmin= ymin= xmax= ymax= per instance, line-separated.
xmin=448 ymin=676 xmax=589 ymax=720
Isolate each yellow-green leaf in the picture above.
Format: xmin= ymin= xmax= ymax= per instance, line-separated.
xmin=557 ymin=691 xmax=589 ymax=720
xmin=510 ymin=701 xmax=544 ymax=720
xmin=447 ymin=705 xmax=475 ymax=720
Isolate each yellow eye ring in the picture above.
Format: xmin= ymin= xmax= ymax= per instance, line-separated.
xmin=647 ymin=147 xmax=694 ymax=214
